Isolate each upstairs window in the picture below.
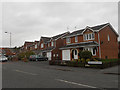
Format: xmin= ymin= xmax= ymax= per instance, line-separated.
xmin=41 ymin=43 xmax=44 ymax=48
xmin=75 ymin=36 xmax=78 ymax=42
xmin=108 ymin=34 xmax=110 ymax=41
xmin=48 ymin=43 xmax=50 ymax=47
xmin=35 ymin=44 xmax=37 ymax=49
xmin=66 ymin=37 xmax=71 ymax=43
xmin=51 ymin=41 xmax=54 ymax=46
xmin=84 ymin=33 xmax=95 ymax=41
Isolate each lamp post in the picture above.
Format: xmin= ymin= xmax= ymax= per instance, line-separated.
xmin=5 ymin=32 xmax=11 ymax=48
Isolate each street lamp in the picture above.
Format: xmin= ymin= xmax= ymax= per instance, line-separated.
xmin=5 ymin=32 xmax=12 ymax=48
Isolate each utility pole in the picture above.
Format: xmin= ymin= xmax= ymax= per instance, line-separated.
xmin=5 ymin=32 xmax=12 ymax=48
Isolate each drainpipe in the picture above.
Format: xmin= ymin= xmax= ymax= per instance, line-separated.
xmin=98 ymin=33 xmax=101 ymax=58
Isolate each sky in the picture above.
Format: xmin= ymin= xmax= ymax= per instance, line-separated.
xmin=1 ymin=1 xmax=119 ymax=48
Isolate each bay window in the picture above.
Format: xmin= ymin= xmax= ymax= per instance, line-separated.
xmin=84 ymin=33 xmax=95 ymax=40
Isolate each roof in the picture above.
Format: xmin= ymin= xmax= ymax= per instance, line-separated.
xmin=41 ymin=36 xmax=51 ymax=43
xmin=51 ymin=31 xmax=70 ymax=40
xmin=59 ymin=41 xmax=99 ymax=50
xmin=24 ymin=41 xmax=34 ymax=46
xmin=64 ymin=23 xmax=109 ymax=38
xmin=40 ymin=46 xmax=55 ymax=52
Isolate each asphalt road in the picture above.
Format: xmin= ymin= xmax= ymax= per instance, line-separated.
xmin=1 ymin=61 xmax=119 ymax=89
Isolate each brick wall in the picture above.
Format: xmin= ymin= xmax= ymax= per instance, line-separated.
xmin=99 ymin=25 xmax=118 ymax=59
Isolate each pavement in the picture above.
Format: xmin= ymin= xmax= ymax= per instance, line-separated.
xmin=1 ymin=60 xmax=119 ymax=89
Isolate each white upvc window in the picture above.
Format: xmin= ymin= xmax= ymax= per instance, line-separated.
xmin=51 ymin=41 xmax=54 ymax=46
xmin=35 ymin=44 xmax=37 ymax=49
xmin=66 ymin=37 xmax=71 ymax=43
xmin=84 ymin=47 xmax=96 ymax=56
xmin=41 ymin=43 xmax=44 ymax=48
xmin=48 ymin=43 xmax=50 ymax=47
xmin=84 ymin=33 xmax=95 ymax=41
xmin=75 ymin=36 xmax=78 ymax=42
xmin=108 ymin=34 xmax=110 ymax=41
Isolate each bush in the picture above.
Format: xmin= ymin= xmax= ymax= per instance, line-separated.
xmin=17 ymin=51 xmax=35 ymax=60
xmin=80 ymin=51 xmax=92 ymax=60
xmin=86 ymin=58 xmax=90 ymax=63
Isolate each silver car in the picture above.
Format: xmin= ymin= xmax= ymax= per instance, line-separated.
xmin=0 ymin=55 xmax=8 ymax=62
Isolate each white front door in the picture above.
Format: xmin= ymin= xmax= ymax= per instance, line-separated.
xmin=71 ymin=49 xmax=78 ymax=59
xmin=62 ymin=49 xmax=70 ymax=61
xmin=74 ymin=49 xmax=78 ymax=59
xmin=47 ymin=52 xmax=51 ymax=60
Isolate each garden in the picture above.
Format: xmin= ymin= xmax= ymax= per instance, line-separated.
xmin=49 ymin=51 xmax=120 ymax=69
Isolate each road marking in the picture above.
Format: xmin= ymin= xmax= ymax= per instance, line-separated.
xmin=14 ymin=70 xmax=38 ymax=75
xmin=56 ymin=79 xmax=97 ymax=88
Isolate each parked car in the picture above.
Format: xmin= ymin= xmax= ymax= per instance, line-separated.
xmin=0 ymin=55 xmax=8 ymax=62
xmin=29 ymin=55 xmax=48 ymax=61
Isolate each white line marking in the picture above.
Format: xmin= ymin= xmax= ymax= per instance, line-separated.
xmin=15 ymin=70 xmax=38 ymax=75
xmin=56 ymin=79 xmax=97 ymax=88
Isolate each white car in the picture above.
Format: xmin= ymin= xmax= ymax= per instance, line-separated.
xmin=0 ymin=55 xmax=8 ymax=62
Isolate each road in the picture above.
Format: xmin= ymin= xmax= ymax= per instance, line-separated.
xmin=1 ymin=61 xmax=119 ymax=89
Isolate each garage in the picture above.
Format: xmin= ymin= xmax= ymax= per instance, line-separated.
xmin=62 ymin=49 xmax=70 ymax=61
xmin=47 ymin=52 xmax=51 ymax=60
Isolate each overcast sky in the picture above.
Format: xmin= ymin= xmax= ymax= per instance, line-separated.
xmin=1 ymin=1 xmax=119 ymax=47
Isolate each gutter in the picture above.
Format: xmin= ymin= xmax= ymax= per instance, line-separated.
xmin=98 ymin=32 xmax=101 ymax=58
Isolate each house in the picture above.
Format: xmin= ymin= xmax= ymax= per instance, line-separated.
xmin=23 ymin=41 xmax=34 ymax=51
xmin=118 ymin=41 xmax=120 ymax=58
xmin=60 ymin=23 xmax=119 ymax=61
xmin=38 ymin=32 xmax=70 ymax=60
xmin=28 ymin=41 xmax=39 ymax=51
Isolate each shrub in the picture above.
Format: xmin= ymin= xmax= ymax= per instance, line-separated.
xmin=80 ymin=51 xmax=92 ymax=60
xmin=25 ymin=51 xmax=35 ymax=59
xmin=81 ymin=58 xmax=85 ymax=63
xmin=78 ymin=51 xmax=82 ymax=59
xmin=86 ymin=58 xmax=90 ymax=62
xmin=17 ymin=51 xmax=35 ymax=60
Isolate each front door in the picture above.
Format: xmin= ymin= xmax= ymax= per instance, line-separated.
xmin=72 ymin=49 xmax=78 ymax=59
xmin=47 ymin=52 xmax=51 ymax=60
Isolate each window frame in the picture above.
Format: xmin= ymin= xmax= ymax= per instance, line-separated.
xmin=108 ymin=34 xmax=110 ymax=41
xmin=84 ymin=33 xmax=95 ymax=41
xmin=41 ymin=43 xmax=44 ymax=48
xmin=75 ymin=36 xmax=78 ymax=42
xmin=51 ymin=41 xmax=54 ymax=46
xmin=66 ymin=37 xmax=71 ymax=44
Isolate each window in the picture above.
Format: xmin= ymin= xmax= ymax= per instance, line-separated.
xmin=84 ymin=33 xmax=95 ymax=40
xmin=56 ymin=54 xmax=58 ymax=57
xmin=66 ymin=37 xmax=71 ymax=43
xmin=41 ymin=43 xmax=44 ymax=48
xmin=84 ymin=47 xmax=96 ymax=56
xmin=48 ymin=43 xmax=50 ymax=47
xmin=75 ymin=36 xmax=78 ymax=42
xmin=51 ymin=41 xmax=54 ymax=46
xmin=53 ymin=54 xmax=55 ymax=57
xmin=35 ymin=44 xmax=37 ymax=49
xmin=108 ymin=35 xmax=110 ymax=41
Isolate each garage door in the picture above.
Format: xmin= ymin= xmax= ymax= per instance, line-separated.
xmin=62 ymin=50 xmax=70 ymax=61
xmin=47 ymin=52 xmax=51 ymax=60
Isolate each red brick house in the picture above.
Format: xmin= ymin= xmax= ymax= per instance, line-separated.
xmin=23 ymin=41 xmax=34 ymax=51
xmin=60 ymin=23 xmax=119 ymax=61
xmin=39 ymin=32 xmax=70 ymax=60
xmin=118 ymin=41 xmax=120 ymax=58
